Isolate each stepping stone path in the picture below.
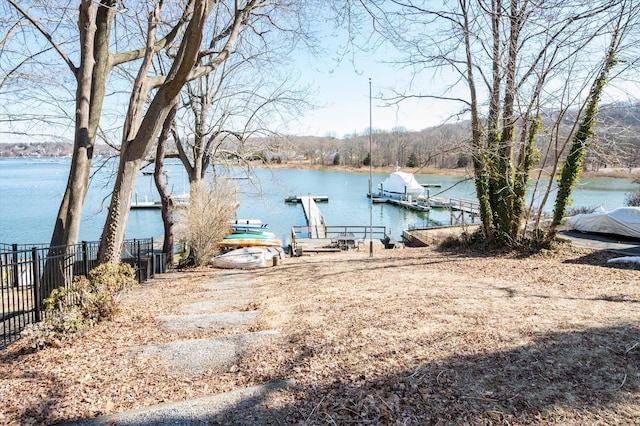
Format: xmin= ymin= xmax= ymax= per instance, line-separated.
xmin=122 ymin=271 xmax=277 ymax=375
xmin=156 ymin=311 xmax=259 ymax=332
xmin=68 ymin=271 xmax=291 ymax=425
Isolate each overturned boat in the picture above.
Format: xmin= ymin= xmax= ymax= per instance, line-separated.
xmin=210 ymin=246 xmax=285 ymax=269
xmin=210 ymin=247 xmax=268 ymax=269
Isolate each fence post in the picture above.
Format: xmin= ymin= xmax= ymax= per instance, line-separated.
xmin=82 ymin=241 xmax=89 ymax=276
xmin=136 ymin=241 xmax=141 ymax=283
xmin=150 ymin=238 xmax=155 ymax=279
xmin=11 ymin=243 xmax=18 ymax=288
xmin=31 ymin=247 xmax=41 ymax=323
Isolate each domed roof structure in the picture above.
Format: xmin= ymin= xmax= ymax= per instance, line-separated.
xmin=380 ymin=169 xmax=424 ymax=200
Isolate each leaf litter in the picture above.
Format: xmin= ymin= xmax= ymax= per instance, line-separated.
xmin=0 ymin=243 xmax=639 ymax=425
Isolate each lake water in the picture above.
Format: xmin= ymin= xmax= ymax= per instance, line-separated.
xmin=0 ymin=157 xmax=636 ymax=246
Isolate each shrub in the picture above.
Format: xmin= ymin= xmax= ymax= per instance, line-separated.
xmin=21 ymin=287 xmax=86 ymax=350
xmin=363 ymin=152 xmax=371 ymax=166
xmin=406 ymin=153 xmax=418 ymax=168
xmin=74 ymin=263 xmax=137 ymax=322
xmin=20 ymin=263 xmax=137 ymax=349
xmin=626 ymin=190 xmax=640 ymax=207
xmin=565 ymin=206 xmax=598 ymax=216
xmin=438 ymin=228 xmax=487 ymax=251
xmin=175 ymin=179 xmax=239 ymax=266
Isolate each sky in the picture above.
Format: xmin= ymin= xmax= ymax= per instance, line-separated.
xmin=4 ymin=3 xmax=634 ymax=144
xmin=0 ymin=2 xmax=465 ymax=143
xmin=0 ymin=39 xmax=459 ymax=144
xmin=281 ymin=51 xmax=459 ymax=138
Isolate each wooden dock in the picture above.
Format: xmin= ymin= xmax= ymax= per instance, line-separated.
xmin=447 ymin=198 xmax=479 ymax=214
xmin=370 ymin=194 xmax=480 ymax=225
xmin=368 ymin=194 xmax=431 ymax=211
xmin=296 ymin=196 xmax=327 ymax=239
xmin=131 ymin=194 xmax=161 ymax=209
xmin=290 ymin=225 xmax=388 ymax=255
xmin=285 ymin=195 xmax=329 ymax=203
xmin=286 ymin=195 xmax=391 ymax=255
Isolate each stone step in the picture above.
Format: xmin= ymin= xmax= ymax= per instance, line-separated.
xmin=179 ymin=298 xmax=255 ymax=314
xmin=157 ymin=311 xmax=258 ymax=332
xmin=64 ymin=379 xmax=294 ymax=425
xmin=121 ymin=330 xmax=279 ymax=375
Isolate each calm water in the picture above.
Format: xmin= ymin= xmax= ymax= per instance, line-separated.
xmin=0 ymin=157 xmax=636 ymax=246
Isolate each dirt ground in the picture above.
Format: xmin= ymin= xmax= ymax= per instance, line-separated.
xmin=1 ymin=243 xmax=639 ymax=425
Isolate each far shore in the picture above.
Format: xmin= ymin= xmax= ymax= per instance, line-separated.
xmin=250 ymin=160 xmax=640 ymax=179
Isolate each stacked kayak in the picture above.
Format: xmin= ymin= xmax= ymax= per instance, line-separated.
xmin=219 ymin=220 xmax=282 ymax=249
xmin=219 ymin=232 xmax=282 ymax=248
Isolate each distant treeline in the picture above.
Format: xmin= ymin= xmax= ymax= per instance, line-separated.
xmin=3 ymin=102 xmax=640 ymax=171
xmin=271 ymin=102 xmax=640 ymax=172
xmin=0 ymin=142 xmax=116 ymax=158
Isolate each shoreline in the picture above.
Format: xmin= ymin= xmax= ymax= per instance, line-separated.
xmin=250 ymin=160 xmax=640 ymax=179
xmin=5 ymin=156 xmax=638 ymax=179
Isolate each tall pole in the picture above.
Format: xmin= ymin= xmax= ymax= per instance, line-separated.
xmin=369 ymin=78 xmax=373 ymax=257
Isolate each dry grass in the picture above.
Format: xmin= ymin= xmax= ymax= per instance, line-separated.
xmin=0 ymin=244 xmax=639 ymax=425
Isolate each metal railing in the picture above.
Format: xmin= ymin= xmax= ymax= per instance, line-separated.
xmin=291 ymin=225 xmax=387 ymax=240
xmin=290 ymin=225 xmax=387 ymax=252
xmin=1 ymin=239 xmax=161 ymax=349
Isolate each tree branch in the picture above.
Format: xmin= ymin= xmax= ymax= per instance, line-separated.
xmin=111 ymin=0 xmax=196 ymax=66
xmin=6 ymin=0 xmax=78 ymax=75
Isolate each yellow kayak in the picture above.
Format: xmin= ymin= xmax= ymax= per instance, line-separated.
xmin=220 ymin=232 xmax=282 ymax=248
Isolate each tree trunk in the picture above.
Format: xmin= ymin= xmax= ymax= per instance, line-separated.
xmin=49 ymin=1 xmax=99 ymax=250
xmin=99 ymin=156 xmax=142 ymax=263
xmin=512 ymin=116 xmax=540 ymax=237
xmin=462 ymin=0 xmax=493 ymax=243
xmin=154 ymin=104 xmax=178 ymax=267
xmin=99 ymin=0 xmax=211 ymax=263
xmin=548 ymin=33 xmax=619 ymax=239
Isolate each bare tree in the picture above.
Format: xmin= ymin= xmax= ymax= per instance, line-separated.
xmin=5 ymin=0 xmax=191 ymax=254
xmin=153 ymin=104 xmax=178 ymax=266
xmin=171 ymin=60 xmax=311 ymax=184
xmin=344 ymin=0 xmax=639 ymax=246
xmin=97 ymin=0 xmax=285 ymax=263
xmin=5 ymin=0 xmax=309 ymax=264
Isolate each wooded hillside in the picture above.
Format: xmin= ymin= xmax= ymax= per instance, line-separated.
xmin=272 ymin=102 xmax=640 ymax=172
xmin=2 ymin=102 xmax=639 ymax=173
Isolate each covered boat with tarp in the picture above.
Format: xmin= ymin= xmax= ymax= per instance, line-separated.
xmin=378 ymin=168 xmax=424 ymax=201
xmin=567 ymin=207 xmax=640 ymax=239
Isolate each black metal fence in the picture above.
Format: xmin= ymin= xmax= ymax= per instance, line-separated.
xmin=0 ymin=239 xmax=165 ymax=349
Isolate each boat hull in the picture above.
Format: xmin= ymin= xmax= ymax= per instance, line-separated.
xmin=210 ymin=247 xmax=268 ymax=269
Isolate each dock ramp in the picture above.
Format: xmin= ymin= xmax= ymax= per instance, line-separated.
xmin=292 ymin=196 xmax=327 ymax=239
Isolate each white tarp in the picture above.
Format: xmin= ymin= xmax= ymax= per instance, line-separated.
xmin=381 ymin=171 xmax=424 ymax=200
xmin=568 ymin=207 xmax=640 ymax=238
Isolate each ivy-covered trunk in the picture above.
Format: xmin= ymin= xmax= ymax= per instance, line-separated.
xmin=548 ymin=34 xmax=619 ymax=239
xmin=511 ymin=117 xmax=540 ymax=238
